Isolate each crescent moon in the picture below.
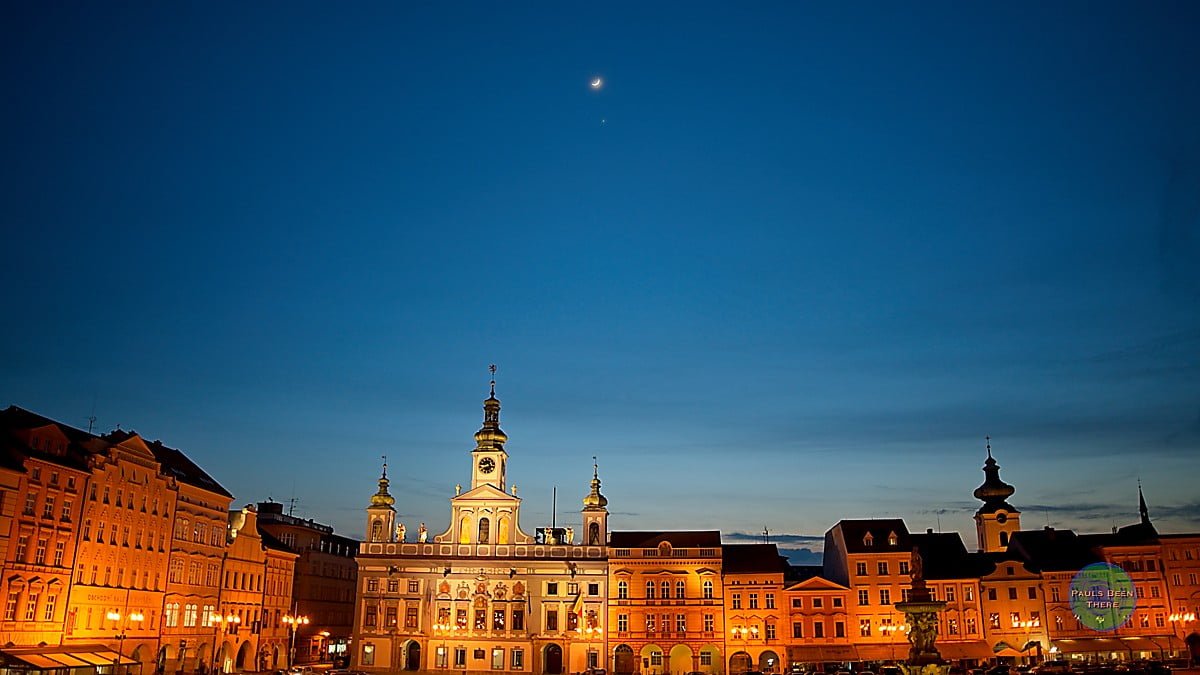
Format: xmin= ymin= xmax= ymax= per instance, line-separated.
xmin=591 ymin=78 xmax=602 ymax=88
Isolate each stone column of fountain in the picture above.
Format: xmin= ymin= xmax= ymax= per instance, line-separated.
xmin=896 ymin=547 xmax=950 ymax=675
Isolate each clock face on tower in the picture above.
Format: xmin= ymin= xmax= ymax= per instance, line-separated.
xmin=479 ymin=457 xmax=496 ymax=474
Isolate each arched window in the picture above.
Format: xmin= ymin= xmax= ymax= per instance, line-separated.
xmin=498 ymin=517 xmax=510 ymax=544
xmin=618 ymin=581 xmax=628 ymax=599
xmin=675 ymin=580 xmax=686 ymax=599
xmin=703 ymin=579 xmax=713 ymax=599
xmin=478 ymin=518 xmax=491 ymax=544
xmin=370 ymin=520 xmax=382 ymax=542
xmin=645 ymin=581 xmax=655 ymax=599
xmin=459 ymin=516 xmax=473 ymax=544
xmin=660 ymin=580 xmax=670 ymax=599
xmin=588 ymin=522 xmax=600 ymax=545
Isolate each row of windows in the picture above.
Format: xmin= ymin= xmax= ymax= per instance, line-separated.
xmin=82 ymin=520 xmax=166 ymax=550
xmin=424 ymin=645 xmax=531 ymax=670
xmin=3 ymin=590 xmax=58 ymax=622
xmin=793 ymin=619 xmax=845 ymax=639
xmin=88 ymin=484 xmax=169 ymax=519
xmin=76 ymin=563 xmax=163 ymax=590
xmin=621 ymin=613 xmax=720 ymax=634
xmin=174 ymin=518 xmax=226 ymax=547
xmin=789 ymin=596 xmax=844 ymax=609
xmin=617 ymin=579 xmax=714 ymax=600
xmin=13 ymin=535 xmax=68 ymax=566
xmin=168 ymin=559 xmax=221 ymax=587
xmin=27 ymin=467 xmax=76 ymax=489
xmin=730 ymin=592 xmax=775 ymax=609
xmin=855 ymin=561 xmax=910 ymax=576
xmin=164 ymin=602 xmax=216 ymax=627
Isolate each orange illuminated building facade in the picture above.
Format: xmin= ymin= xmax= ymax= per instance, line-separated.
xmin=216 ymin=505 xmax=291 ymax=673
xmin=63 ymin=431 xmax=176 ymax=666
xmin=723 ymin=544 xmax=788 ymax=674
xmin=607 ymin=532 xmax=724 ymax=675
xmin=782 ymin=570 xmax=856 ymax=668
xmin=0 ymin=408 xmax=93 ymax=648
xmin=152 ymin=440 xmax=234 ymax=675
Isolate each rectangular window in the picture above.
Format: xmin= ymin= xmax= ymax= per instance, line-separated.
xmin=34 ymin=538 xmax=47 ymax=564
xmin=948 ymin=618 xmax=959 ymax=634
xmin=835 ymin=621 xmax=845 ymax=638
xmin=455 ymin=649 xmax=467 ymax=668
xmin=732 ymin=593 xmax=741 ymax=609
xmin=945 ymin=586 xmax=955 ymax=602
xmin=878 ymin=561 xmax=889 ymax=575
xmin=814 ymin=621 xmax=824 ymax=638
xmin=813 ymin=597 xmax=823 ymax=608
xmin=1010 ymin=612 xmax=1021 ymax=625
xmin=4 ymin=592 xmax=17 ymax=620
xmin=989 ymin=613 xmax=1000 ymax=629
xmin=364 ymin=606 xmax=377 ymax=628
xmin=902 ymin=588 xmax=912 ymax=602
xmin=366 ymin=578 xmax=379 ymax=592
xmin=1009 ymin=588 xmax=1018 ymax=600
xmin=41 ymin=495 xmax=55 ymax=517
xmin=511 ymin=649 xmax=524 ymax=670
xmin=546 ymin=609 xmax=558 ymax=631
xmin=700 ymin=652 xmax=713 ymax=667
xmin=766 ymin=592 xmax=775 ymax=609
xmin=765 ymin=623 xmax=776 ymax=639
xmin=493 ymin=609 xmax=505 ymax=630
xmin=650 ymin=652 xmax=663 ymax=667
xmin=16 ymin=535 xmax=28 ymax=561
xmin=547 ymin=582 xmax=559 ymax=596
xmin=899 ymin=561 xmax=910 ymax=575
xmin=856 ymin=562 xmax=868 ymax=576
xmin=676 ymin=614 xmax=686 ymax=632
xmin=880 ymin=589 xmax=891 ymax=605
xmin=704 ymin=613 xmax=714 ymax=633
xmin=967 ymin=617 xmax=977 ymax=634
xmin=61 ymin=501 xmax=72 ymax=521
xmin=409 ymin=580 xmax=420 ymax=593
xmin=24 ymin=593 xmax=38 ymax=621
xmin=860 ymin=619 xmax=871 ymax=637
xmin=1028 ymin=586 xmax=1037 ymax=600
xmin=406 ymin=607 xmax=419 ymax=628
xmin=792 ymin=622 xmax=803 ymax=638
xmin=791 ymin=598 xmax=802 ymax=609
xmin=362 ymin=644 xmax=376 ymax=667
xmin=474 ymin=609 xmax=486 ymax=630
xmin=387 ymin=579 xmax=398 ymax=593
xmin=858 ymin=589 xmax=869 ymax=605
xmin=618 ymin=614 xmax=628 ymax=632
xmin=492 ymin=648 xmax=504 ymax=670
xmin=749 ymin=593 xmax=759 ymax=609
xmin=589 ymin=582 xmax=600 ymax=596
xmin=988 ymin=588 xmax=997 ymax=601
xmin=44 ymin=595 xmax=56 ymax=621
xmin=965 ymin=585 xmax=974 ymax=601
xmin=569 ymin=582 xmax=580 ymax=595
xmin=512 ymin=608 xmax=524 ymax=630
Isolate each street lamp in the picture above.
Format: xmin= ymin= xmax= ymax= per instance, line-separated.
xmin=1013 ymin=619 xmax=1043 ymax=664
xmin=1169 ymin=613 xmax=1196 ymax=665
xmin=282 ymin=613 xmax=310 ymax=669
xmin=432 ymin=622 xmax=459 ymax=670
xmin=881 ymin=623 xmax=909 ymax=662
xmin=729 ymin=626 xmax=759 ymax=675
xmin=211 ymin=613 xmax=241 ymax=674
xmin=107 ymin=609 xmax=145 ymax=674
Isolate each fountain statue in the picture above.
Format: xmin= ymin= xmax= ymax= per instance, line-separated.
xmin=896 ymin=547 xmax=950 ymax=675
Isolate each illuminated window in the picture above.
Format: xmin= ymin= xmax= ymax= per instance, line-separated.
xmin=165 ymin=603 xmax=180 ymax=627
xmin=24 ymin=593 xmax=38 ymax=621
xmin=732 ymin=593 xmax=741 ymax=609
xmin=948 ymin=618 xmax=959 ymax=634
xmin=618 ymin=614 xmax=628 ymax=632
xmin=967 ymin=617 xmax=977 ymax=634
xmin=492 ymin=648 xmax=504 ymax=670
xmin=34 ymin=538 xmax=47 ymax=564
xmin=703 ymin=579 xmax=713 ymax=599
xmin=858 ymin=589 xmax=869 ymax=605
xmin=989 ymin=613 xmax=1000 ymax=629
xmin=945 ymin=586 xmax=955 ymax=602
xmin=676 ymin=614 xmax=686 ymax=632
xmin=860 ymin=619 xmax=871 ymax=637
xmin=765 ymin=622 xmax=775 ymax=639
xmin=646 ymin=581 xmax=655 ymax=599
xmin=965 ymin=585 xmax=974 ymax=601
xmin=618 ymin=581 xmax=628 ymax=599
xmin=42 ymin=497 xmax=55 ymax=519
xmin=4 ymin=592 xmax=18 ymax=620
xmin=511 ymin=649 xmax=523 ymax=670
xmin=408 ymin=580 xmax=420 ymax=593
xmin=700 ymin=651 xmax=713 ymax=666
xmin=676 ymin=580 xmax=686 ymax=598
xmin=184 ymin=604 xmax=198 ymax=627
xmin=661 ymin=580 xmax=670 ymax=599
xmin=704 ymin=613 xmax=714 ymax=632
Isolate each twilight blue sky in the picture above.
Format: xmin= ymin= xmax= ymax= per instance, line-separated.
xmin=3 ymin=2 xmax=1198 ymax=561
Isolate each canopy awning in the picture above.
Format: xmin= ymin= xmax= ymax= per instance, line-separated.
xmin=787 ymin=645 xmax=860 ymax=663
xmin=937 ymin=641 xmax=993 ymax=661
xmin=853 ymin=644 xmax=905 ymax=661
xmin=1053 ymin=637 xmax=1177 ymax=655
xmin=1 ymin=646 xmax=140 ymax=670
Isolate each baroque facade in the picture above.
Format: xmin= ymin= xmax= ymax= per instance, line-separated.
xmin=352 ymin=388 xmax=1200 ymax=675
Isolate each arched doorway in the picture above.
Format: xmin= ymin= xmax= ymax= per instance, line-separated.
xmin=759 ymin=650 xmax=780 ymax=674
xmin=215 ymin=643 xmax=229 ymax=674
xmin=236 ymin=642 xmax=252 ymax=672
xmin=614 ymin=645 xmax=635 ymax=675
xmin=730 ymin=651 xmax=752 ymax=675
xmin=195 ymin=643 xmax=211 ymax=671
xmin=1186 ymin=633 xmax=1199 ymax=666
xmin=640 ymin=645 xmax=664 ymax=675
xmin=545 ymin=644 xmax=564 ymax=674
xmin=670 ymin=645 xmax=693 ymax=675
xmin=406 ymin=642 xmax=421 ymax=671
xmin=698 ymin=646 xmax=721 ymax=675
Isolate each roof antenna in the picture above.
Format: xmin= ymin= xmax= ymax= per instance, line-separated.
xmin=936 ymin=512 xmax=942 ymax=532
xmin=86 ymin=394 xmax=98 ymax=434
xmin=762 ymin=526 xmax=769 ymax=544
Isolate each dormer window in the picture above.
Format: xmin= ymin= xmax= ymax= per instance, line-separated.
xmin=887 ymin=531 xmax=898 ymax=546
xmin=863 ymin=532 xmax=874 ymax=547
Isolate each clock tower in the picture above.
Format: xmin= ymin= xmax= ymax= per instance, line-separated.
xmin=471 ymin=372 xmax=508 ymax=491
xmin=973 ymin=437 xmax=1021 ymax=552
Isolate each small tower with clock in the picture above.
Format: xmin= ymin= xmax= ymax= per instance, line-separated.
xmin=973 ymin=436 xmax=1021 ymax=552
xmin=471 ymin=368 xmax=508 ymax=491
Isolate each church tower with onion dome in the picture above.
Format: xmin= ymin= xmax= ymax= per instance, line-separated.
xmin=581 ymin=459 xmax=609 ymax=546
xmin=365 ymin=460 xmax=397 ymax=543
xmin=973 ymin=436 xmax=1021 ymax=552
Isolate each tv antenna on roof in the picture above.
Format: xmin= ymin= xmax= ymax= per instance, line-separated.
xmin=286 ymin=496 xmax=300 ymax=517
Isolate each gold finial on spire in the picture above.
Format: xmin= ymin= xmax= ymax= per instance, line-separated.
xmin=985 ymin=435 xmax=992 ymax=459
xmin=381 ymin=454 xmax=388 ymax=479
xmin=593 ymin=455 xmax=598 ymax=480
xmin=489 ymin=364 xmax=497 ymax=396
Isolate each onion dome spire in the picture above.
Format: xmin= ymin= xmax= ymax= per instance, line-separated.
xmin=474 ymin=364 xmax=508 ymax=450
xmin=582 ymin=456 xmax=608 ymax=509
xmin=370 ymin=456 xmax=395 ymax=507
xmin=973 ymin=436 xmax=1018 ymax=514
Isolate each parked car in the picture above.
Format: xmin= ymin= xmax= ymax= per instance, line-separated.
xmin=1033 ymin=661 xmax=1071 ymax=675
